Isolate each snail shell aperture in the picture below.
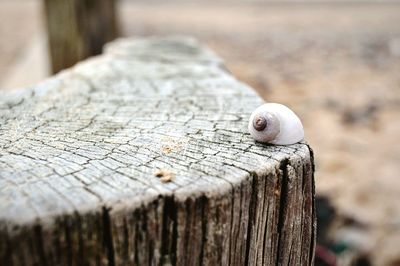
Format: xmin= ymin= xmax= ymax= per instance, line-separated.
xmin=248 ymin=103 xmax=304 ymax=145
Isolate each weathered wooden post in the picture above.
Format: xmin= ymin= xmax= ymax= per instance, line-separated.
xmin=43 ymin=0 xmax=118 ymax=73
xmin=0 ymin=36 xmax=315 ymax=265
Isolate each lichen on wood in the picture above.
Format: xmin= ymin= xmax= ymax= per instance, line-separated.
xmin=0 ymin=36 xmax=315 ymax=265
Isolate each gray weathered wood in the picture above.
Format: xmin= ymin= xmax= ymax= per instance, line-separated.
xmin=43 ymin=0 xmax=118 ymax=74
xmin=0 ymin=36 xmax=315 ymax=265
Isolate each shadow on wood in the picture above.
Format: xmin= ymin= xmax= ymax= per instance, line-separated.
xmin=0 ymin=36 xmax=315 ymax=265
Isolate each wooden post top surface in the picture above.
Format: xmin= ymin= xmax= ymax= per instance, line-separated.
xmin=0 ymin=36 xmax=314 ymax=265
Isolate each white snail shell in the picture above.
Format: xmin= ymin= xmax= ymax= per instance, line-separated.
xmin=248 ymin=103 xmax=304 ymax=145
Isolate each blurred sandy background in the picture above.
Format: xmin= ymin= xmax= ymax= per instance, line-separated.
xmin=1 ymin=0 xmax=399 ymax=265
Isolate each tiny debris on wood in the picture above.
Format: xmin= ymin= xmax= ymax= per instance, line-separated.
xmin=161 ymin=136 xmax=186 ymax=154
xmin=154 ymin=168 xmax=175 ymax=183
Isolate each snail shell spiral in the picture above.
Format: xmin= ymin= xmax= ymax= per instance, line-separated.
xmin=248 ymin=103 xmax=304 ymax=145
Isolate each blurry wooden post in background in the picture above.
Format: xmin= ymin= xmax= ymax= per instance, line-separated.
xmin=43 ymin=0 xmax=118 ymax=73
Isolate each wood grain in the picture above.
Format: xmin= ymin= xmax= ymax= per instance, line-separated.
xmin=0 ymin=36 xmax=315 ymax=265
